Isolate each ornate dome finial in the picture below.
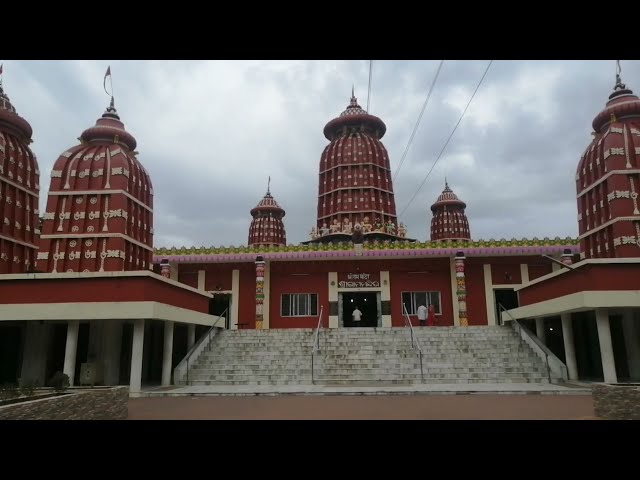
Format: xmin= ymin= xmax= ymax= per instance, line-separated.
xmin=266 ymin=176 xmax=271 ymax=196
xmin=615 ymin=60 xmax=625 ymax=91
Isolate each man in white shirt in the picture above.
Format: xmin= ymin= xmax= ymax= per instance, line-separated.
xmin=352 ymin=306 xmax=362 ymax=324
xmin=417 ymin=304 xmax=428 ymax=327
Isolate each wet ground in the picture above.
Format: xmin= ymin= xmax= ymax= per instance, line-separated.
xmin=128 ymin=393 xmax=597 ymax=420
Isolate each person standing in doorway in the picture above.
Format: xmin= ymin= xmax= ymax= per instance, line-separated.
xmin=352 ymin=306 xmax=362 ymax=324
xmin=417 ymin=304 xmax=428 ymax=326
xmin=427 ymin=304 xmax=437 ymax=326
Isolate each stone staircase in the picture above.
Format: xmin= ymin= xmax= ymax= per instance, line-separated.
xmin=184 ymin=326 xmax=552 ymax=386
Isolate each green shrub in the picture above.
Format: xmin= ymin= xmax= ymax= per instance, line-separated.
xmin=48 ymin=372 xmax=70 ymax=392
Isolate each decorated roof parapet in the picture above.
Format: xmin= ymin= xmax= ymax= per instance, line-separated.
xmin=153 ymin=237 xmax=580 ymax=263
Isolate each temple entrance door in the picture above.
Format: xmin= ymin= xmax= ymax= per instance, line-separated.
xmin=494 ymin=288 xmax=519 ymax=325
xmin=210 ymin=293 xmax=231 ymax=329
xmin=341 ymin=292 xmax=379 ymax=327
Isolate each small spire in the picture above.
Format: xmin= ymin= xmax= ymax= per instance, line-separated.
xmin=267 ymin=176 xmax=271 ymax=195
xmin=445 ymin=177 xmax=448 ymax=189
xmin=352 ymin=84 xmax=355 ymax=98
xmin=0 ymin=63 xmax=3 ymax=90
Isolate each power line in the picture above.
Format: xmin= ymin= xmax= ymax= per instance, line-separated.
xmin=392 ymin=60 xmax=445 ymax=183
xmin=398 ymin=60 xmax=494 ymax=219
xmin=367 ymin=60 xmax=373 ymax=112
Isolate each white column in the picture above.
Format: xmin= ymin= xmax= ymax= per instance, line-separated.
xmin=263 ymin=261 xmax=271 ymax=329
xmin=450 ymin=258 xmax=460 ymax=326
xmin=20 ymin=322 xmax=50 ymax=386
xmin=535 ymin=318 xmax=546 ymax=344
xmin=595 ymin=308 xmax=618 ymax=383
xmin=130 ymin=319 xmax=145 ymax=392
xmin=161 ymin=321 xmax=174 ymax=386
xmin=102 ymin=320 xmax=122 ymax=385
xmin=188 ymin=324 xmax=196 ymax=349
xmin=483 ymin=264 xmax=496 ymax=326
xmin=561 ymin=313 xmax=578 ymax=381
xmin=328 ymin=272 xmax=338 ymax=328
xmin=380 ymin=270 xmax=391 ymax=327
xmin=622 ymin=310 xmax=640 ymax=381
xmin=170 ymin=263 xmax=179 ymax=280
xmin=197 ymin=270 xmax=206 ymax=290
xmin=63 ymin=320 xmax=80 ymax=386
xmin=231 ymin=269 xmax=240 ymax=329
xmin=520 ymin=264 xmax=529 ymax=285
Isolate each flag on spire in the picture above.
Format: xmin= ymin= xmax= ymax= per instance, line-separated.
xmin=103 ymin=66 xmax=111 ymax=96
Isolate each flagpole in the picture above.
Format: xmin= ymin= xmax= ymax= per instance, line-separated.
xmin=110 ymin=67 xmax=114 ymax=100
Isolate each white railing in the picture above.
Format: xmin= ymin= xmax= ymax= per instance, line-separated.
xmin=173 ymin=308 xmax=228 ymax=385
xmin=311 ymin=305 xmax=325 ymax=384
xmin=498 ymin=303 xmax=568 ymax=383
xmin=402 ymin=303 xmax=424 ymax=383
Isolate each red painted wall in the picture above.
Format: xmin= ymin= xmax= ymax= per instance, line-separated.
xmin=269 ymin=271 xmax=328 ymax=329
xmin=528 ymin=263 xmax=553 ymax=281
xmin=178 ymin=270 xmax=198 ymax=288
xmin=389 ymin=266 xmax=453 ymax=326
xmin=464 ymin=262 xmax=487 ymax=326
xmin=491 ymin=262 xmax=522 ymax=285
xmin=176 ymin=263 xmax=239 ymax=292
xmin=0 ymin=275 xmax=210 ymax=312
xmin=519 ymin=263 xmax=640 ymax=306
xmin=238 ymin=264 xmax=258 ymax=328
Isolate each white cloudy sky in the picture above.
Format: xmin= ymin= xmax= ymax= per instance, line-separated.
xmin=1 ymin=60 xmax=631 ymax=247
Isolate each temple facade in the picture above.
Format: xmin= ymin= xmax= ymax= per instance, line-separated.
xmin=0 ymin=62 xmax=638 ymax=391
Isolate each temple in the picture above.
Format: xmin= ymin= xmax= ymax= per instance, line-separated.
xmin=37 ymin=97 xmax=154 ymax=273
xmin=0 ymin=79 xmax=40 ymax=273
xmin=0 ymin=62 xmax=638 ymax=393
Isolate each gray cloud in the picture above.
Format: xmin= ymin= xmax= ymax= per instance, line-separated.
xmin=2 ymin=60 xmax=628 ymax=247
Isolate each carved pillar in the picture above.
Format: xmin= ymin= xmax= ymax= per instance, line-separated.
xmin=255 ymin=255 xmax=265 ymax=330
xmin=455 ymin=251 xmax=468 ymax=326
xmin=160 ymin=258 xmax=170 ymax=278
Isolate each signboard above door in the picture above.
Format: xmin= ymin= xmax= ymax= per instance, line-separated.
xmin=337 ymin=272 xmax=381 ymax=288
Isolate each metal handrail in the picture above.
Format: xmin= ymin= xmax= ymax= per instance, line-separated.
xmin=184 ymin=307 xmax=228 ymax=385
xmin=497 ymin=303 xmax=554 ymax=383
xmin=311 ymin=305 xmax=325 ymax=384
xmin=402 ymin=303 xmax=424 ymax=383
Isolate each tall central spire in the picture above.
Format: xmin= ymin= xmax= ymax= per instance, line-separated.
xmin=310 ymin=91 xmax=412 ymax=243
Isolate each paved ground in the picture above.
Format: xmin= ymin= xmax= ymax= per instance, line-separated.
xmin=136 ymin=382 xmax=591 ymax=397
xmin=128 ymin=394 xmax=598 ymax=420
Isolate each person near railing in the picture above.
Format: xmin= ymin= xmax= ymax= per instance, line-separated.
xmin=427 ymin=304 xmax=437 ymax=326
xmin=417 ymin=304 xmax=428 ymax=327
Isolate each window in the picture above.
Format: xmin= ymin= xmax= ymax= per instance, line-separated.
xmin=281 ymin=293 xmax=318 ymax=317
xmin=401 ymin=291 xmax=441 ymax=315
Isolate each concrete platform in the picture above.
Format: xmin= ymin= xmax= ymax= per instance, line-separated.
xmin=133 ymin=382 xmax=591 ymax=397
